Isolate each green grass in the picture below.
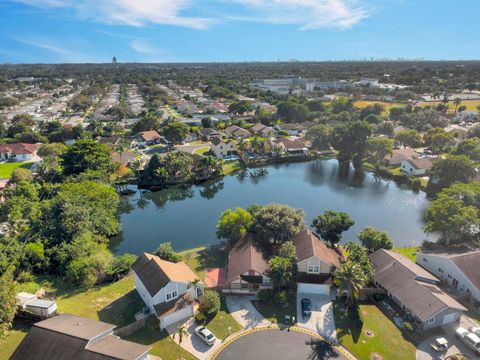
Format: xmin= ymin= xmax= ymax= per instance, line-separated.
xmin=179 ymin=246 xmax=226 ymax=282
xmin=0 ymin=319 xmax=31 ymax=360
xmin=124 ymin=319 xmax=197 ymax=360
xmin=193 ymin=146 xmax=210 ymax=155
xmin=222 ymin=160 xmax=241 ymax=175
xmin=0 ymin=162 xmax=33 ymax=178
xmin=252 ymin=294 xmax=297 ymax=324
xmin=205 ymin=300 xmax=242 ymax=339
xmin=393 ymin=247 xmax=419 ymax=262
xmin=334 ymin=303 xmax=416 ymax=360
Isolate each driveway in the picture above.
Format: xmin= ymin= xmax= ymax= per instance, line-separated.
xmin=297 ymin=294 xmax=337 ymax=341
xmin=416 ymin=317 xmax=479 ymax=360
xmin=225 ymin=296 xmax=271 ymax=329
xmin=175 ymin=143 xmax=210 ymax=154
xmin=166 ymin=318 xmax=220 ymax=360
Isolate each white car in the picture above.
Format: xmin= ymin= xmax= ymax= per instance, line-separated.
xmin=194 ymin=326 xmax=217 ymax=346
xmin=469 ymin=326 xmax=480 ymax=337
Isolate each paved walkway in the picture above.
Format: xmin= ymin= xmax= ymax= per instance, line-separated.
xmin=296 ymin=294 xmax=337 ymax=341
xmin=225 ymin=296 xmax=271 ymax=329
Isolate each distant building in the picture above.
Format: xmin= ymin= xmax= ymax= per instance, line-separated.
xmin=305 ymin=80 xmax=352 ymax=92
xmin=0 ymin=143 xmax=39 ymax=162
xmin=136 ymin=130 xmax=162 ymax=145
xmin=210 ymin=136 xmax=237 ymax=159
xmin=223 ymin=125 xmax=251 ymax=139
xmin=273 ymin=139 xmax=308 ymax=156
xmin=400 ymin=158 xmax=433 ymax=176
xmin=385 ymin=148 xmax=420 ymax=166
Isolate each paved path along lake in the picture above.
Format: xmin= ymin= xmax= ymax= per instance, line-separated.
xmin=112 ymin=159 xmax=437 ymax=254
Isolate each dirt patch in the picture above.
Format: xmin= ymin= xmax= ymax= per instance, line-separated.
xmin=370 ymin=352 xmax=383 ymax=360
xmin=365 ymin=329 xmax=375 ymax=337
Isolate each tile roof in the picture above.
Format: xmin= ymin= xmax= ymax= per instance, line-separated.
xmin=226 ymin=233 xmax=268 ymax=283
xmin=293 ymin=229 xmax=344 ymax=268
xmin=0 ymin=143 xmax=38 ymax=155
xmin=132 ymin=253 xmax=199 ymax=297
xmin=370 ymin=249 xmax=466 ymax=322
xmin=138 ymin=130 xmax=161 ymax=141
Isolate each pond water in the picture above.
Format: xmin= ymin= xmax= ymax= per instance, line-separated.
xmin=111 ymin=159 xmax=438 ymax=255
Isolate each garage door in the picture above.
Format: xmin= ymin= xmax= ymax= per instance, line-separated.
xmin=297 ymin=283 xmax=330 ymax=295
xmin=442 ymin=312 xmax=457 ymax=326
xmin=160 ymin=306 xmax=194 ymax=329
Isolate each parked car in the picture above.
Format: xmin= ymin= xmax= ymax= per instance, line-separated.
xmin=469 ymin=326 xmax=480 ymax=337
xmin=456 ymin=327 xmax=480 ymax=355
xmin=301 ymin=298 xmax=312 ymax=318
xmin=430 ymin=337 xmax=448 ymax=352
xmin=194 ymin=326 xmax=217 ymax=346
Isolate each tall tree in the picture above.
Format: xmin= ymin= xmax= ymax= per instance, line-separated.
xmin=0 ymin=266 xmax=16 ymax=341
xmin=267 ymin=256 xmax=295 ymax=290
xmin=423 ymin=128 xmax=454 ymax=154
xmin=394 ymin=129 xmax=422 ymax=148
xmin=61 ymin=140 xmax=118 ymax=177
xmin=334 ymin=261 xmax=368 ymax=307
xmin=332 ymin=121 xmax=372 ymax=167
xmin=216 ymin=208 xmax=252 ymax=243
xmin=305 ymin=125 xmax=332 ymax=151
xmin=427 ymin=155 xmax=477 ymax=194
xmin=358 ymin=226 xmax=393 ymax=253
xmin=311 ymin=211 xmax=354 ymax=246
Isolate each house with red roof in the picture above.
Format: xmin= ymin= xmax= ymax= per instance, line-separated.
xmin=0 ymin=143 xmax=39 ymax=162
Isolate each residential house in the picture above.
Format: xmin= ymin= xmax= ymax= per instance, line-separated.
xmin=400 ymin=157 xmax=433 ymax=176
xmin=210 ymin=136 xmax=237 ymax=159
xmin=293 ymin=229 xmax=344 ymax=295
xmin=136 ymin=130 xmax=162 ymax=145
xmin=132 ymin=253 xmax=203 ymax=329
xmin=384 ymin=148 xmax=420 ymax=166
xmin=417 ymin=249 xmax=480 ymax=309
xmin=273 ymin=139 xmax=309 ymax=156
xmin=250 ymin=123 xmax=274 ymax=138
xmin=199 ymin=127 xmax=222 ymax=140
xmin=10 ymin=313 xmax=151 ymax=360
xmin=223 ymin=125 xmax=251 ymax=139
xmin=370 ymin=249 xmax=466 ymax=330
xmin=276 ymin=123 xmax=303 ymax=136
xmin=0 ymin=143 xmax=39 ymax=162
xmin=224 ymin=233 xmax=270 ymax=293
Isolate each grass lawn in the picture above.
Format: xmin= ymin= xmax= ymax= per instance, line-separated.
xmin=125 ymin=320 xmax=197 ymax=360
xmin=393 ymin=247 xmax=419 ymax=262
xmin=205 ymin=300 xmax=242 ymax=339
xmin=252 ymin=294 xmax=297 ymax=324
xmin=0 ymin=162 xmax=33 ymax=178
xmin=179 ymin=246 xmax=226 ymax=282
xmin=334 ymin=302 xmax=416 ymax=360
xmin=222 ymin=160 xmax=241 ymax=175
xmin=0 ymin=319 xmax=32 ymax=360
xmin=193 ymin=146 xmax=210 ymax=155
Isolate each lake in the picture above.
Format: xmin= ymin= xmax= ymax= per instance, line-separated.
xmin=112 ymin=159 xmax=438 ymax=255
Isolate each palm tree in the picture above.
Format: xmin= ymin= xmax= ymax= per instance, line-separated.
xmin=188 ymin=278 xmax=202 ymax=298
xmin=453 ymin=97 xmax=462 ymax=113
xmin=333 ymin=262 xmax=368 ymax=307
xmin=173 ymin=325 xmax=188 ymax=360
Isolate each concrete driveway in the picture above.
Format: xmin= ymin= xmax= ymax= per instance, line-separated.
xmin=166 ymin=318 xmax=220 ymax=360
xmin=296 ymin=294 xmax=337 ymax=341
xmin=175 ymin=143 xmax=210 ymax=154
xmin=416 ymin=317 xmax=479 ymax=360
xmin=225 ymin=296 xmax=271 ymax=329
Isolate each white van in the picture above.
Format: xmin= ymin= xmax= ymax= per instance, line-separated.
xmin=456 ymin=327 xmax=480 ymax=355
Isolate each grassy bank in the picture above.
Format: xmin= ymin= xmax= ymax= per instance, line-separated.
xmin=0 ymin=162 xmax=33 ymax=179
xmin=393 ymin=247 xmax=419 ymax=262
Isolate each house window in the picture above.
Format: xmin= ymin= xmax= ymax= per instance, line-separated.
xmin=428 ymin=317 xmax=435 ymax=324
xmin=307 ymin=265 xmax=319 ymax=273
xmin=438 ymin=268 xmax=443 ymax=273
xmin=166 ymin=290 xmax=178 ymax=301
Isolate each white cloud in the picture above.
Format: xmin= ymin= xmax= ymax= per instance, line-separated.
xmin=226 ymin=0 xmax=372 ymax=29
xmin=130 ymin=40 xmax=165 ymax=56
xmin=13 ymin=0 xmax=215 ymax=29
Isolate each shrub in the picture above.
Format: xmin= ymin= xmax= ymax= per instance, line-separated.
xmin=107 ymin=253 xmax=136 ymax=281
xmin=404 ymin=321 xmax=414 ymax=332
xmin=274 ymin=290 xmax=288 ymax=306
xmin=412 ymin=179 xmax=421 ymax=192
xmin=257 ymin=289 xmax=272 ymax=302
xmin=155 ymin=242 xmax=182 ymax=263
xmin=200 ymin=290 xmax=221 ymax=316
xmin=195 ymin=312 xmax=206 ymax=324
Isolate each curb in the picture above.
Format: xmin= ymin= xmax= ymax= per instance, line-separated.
xmin=208 ymin=324 xmax=357 ymax=360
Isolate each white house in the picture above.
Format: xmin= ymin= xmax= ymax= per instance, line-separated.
xmin=417 ymin=250 xmax=480 ymax=309
xmin=293 ymin=229 xmax=344 ymax=295
xmin=210 ymin=136 xmax=237 ymax=159
xmin=400 ymin=157 xmax=433 ymax=176
xmin=0 ymin=143 xmax=39 ymax=162
xmin=132 ymin=253 xmax=203 ymax=329
xmin=273 ymin=139 xmax=309 ymax=156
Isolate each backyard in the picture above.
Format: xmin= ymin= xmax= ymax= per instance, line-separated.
xmin=0 ymin=161 xmax=33 ymax=178
xmin=333 ymin=302 xmax=416 ymax=360
xmin=393 ymin=247 xmax=419 ymax=262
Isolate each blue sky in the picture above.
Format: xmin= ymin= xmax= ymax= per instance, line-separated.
xmin=0 ymin=0 xmax=479 ymax=63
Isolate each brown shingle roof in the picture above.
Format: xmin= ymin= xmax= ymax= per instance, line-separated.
xmin=385 ymin=148 xmax=418 ymax=165
xmin=450 ymin=251 xmax=480 ymax=291
xmin=132 ymin=253 xmax=198 ymax=297
xmin=405 ymin=157 xmax=433 ymax=170
xmin=370 ymin=249 xmax=466 ymax=322
xmin=153 ymin=292 xmax=195 ymax=317
xmin=10 ymin=314 xmax=150 ymax=360
xmin=293 ymin=229 xmax=343 ymax=268
xmin=226 ymin=234 xmax=268 ymax=283
xmin=276 ymin=139 xmax=307 ymax=150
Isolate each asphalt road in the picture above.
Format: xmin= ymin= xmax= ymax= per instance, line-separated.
xmin=215 ymin=329 xmax=346 ymax=360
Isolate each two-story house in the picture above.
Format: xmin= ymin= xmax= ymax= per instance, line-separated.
xmin=132 ymin=253 xmax=203 ymax=329
xmin=293 ymin=229 xmax=344 ymax=295
xmin=210 ymin=136 xmax=237 ymax=159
